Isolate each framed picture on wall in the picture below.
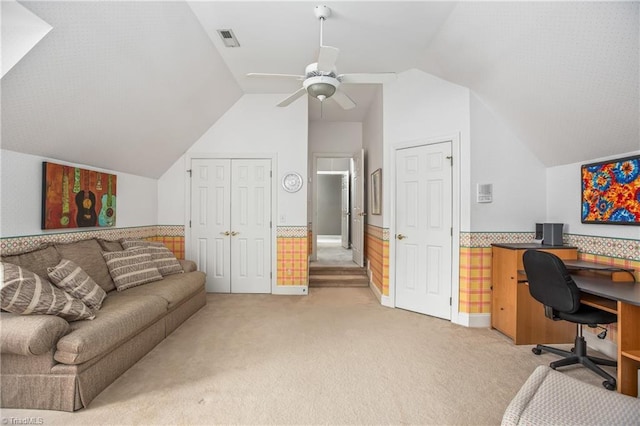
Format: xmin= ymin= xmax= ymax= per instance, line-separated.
xmin=42 ymin=162 xmax=117 ymax=230
xmin=581 ymin=154 xmax=639 ymax=225
xmin=371 ymin=168 xmax=382 ymax=215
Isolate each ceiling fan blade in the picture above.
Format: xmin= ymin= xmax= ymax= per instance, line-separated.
xmin=331 ymin=89 xmax=356 ymax=110
xmin=317 ymin=46 xmax=340 ymax=72
xmin=339 ymin=73 xmax=397 ymax=84
xmin=247 ymin=73 xmax=305 ymax=80
xmin=277 ymin=87 xmax=307 ymax=107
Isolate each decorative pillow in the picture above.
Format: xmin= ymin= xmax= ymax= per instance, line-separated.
xmin=47 ymin=259 xmax=107 ymax=311
xmin=1 ymin=262 xmax=95 ymax=321
xmin=102 ymin=248 xmax=163 ymax=291
xmin=1 ymin=245 xmax=62 ymax=282
xmin=55 ymin=239 xmax=116 ymax=292
xmin=97 ymin=239 xmax=123 ymax=252
xmin=120 ymin=240 xmax=183 ymax=276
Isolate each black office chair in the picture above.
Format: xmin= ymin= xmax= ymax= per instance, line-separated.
xmin=522 ymin=250 xmax=617 ymax=390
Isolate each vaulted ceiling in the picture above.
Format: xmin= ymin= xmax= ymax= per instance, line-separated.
xmin=1 ymin=1 xmax=638 ymax=178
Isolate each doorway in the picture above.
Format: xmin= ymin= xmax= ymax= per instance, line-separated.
xmin=311 ymin=155 xmax=360 ymax=267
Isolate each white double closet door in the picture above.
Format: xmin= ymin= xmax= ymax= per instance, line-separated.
xmin=191 ymin=158 xmax=272 ymax=293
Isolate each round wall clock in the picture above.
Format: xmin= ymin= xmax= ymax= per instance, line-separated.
xmin=282 ymin=172 xmax=303 ymax=193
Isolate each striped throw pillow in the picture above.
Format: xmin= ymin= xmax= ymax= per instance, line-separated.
xmin=120 ymin=240 xmax=183 ymax=276
xmin=1 ymin=262 xmax=95 ymax=321
xmin=48 ymin=259 xmax=107 ymax=310
xmin=102 ymin=248 xmax=163 ymax=291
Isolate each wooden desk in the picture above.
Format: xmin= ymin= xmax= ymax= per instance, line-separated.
xmin=491 ymin=244 xmax=578 ymax=345
xmin=572 ymin=275 xmax=640 ymax=397
xmin=565 ymin=259 xmax=637 ymax=282
xmin=491 ymin=243 xmax=640 ymax=396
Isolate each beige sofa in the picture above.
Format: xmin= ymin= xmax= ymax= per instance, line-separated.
xmin=0 ymin=238 xmax=206 ymax=412
xmin=502 ymin=365 xmax=640 ymax=425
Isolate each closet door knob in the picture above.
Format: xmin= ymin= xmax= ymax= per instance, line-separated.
xmin=230 ymin=231 xmax=239 ymax=236
xmin=220 ymin=231 xmax=230 ymax=236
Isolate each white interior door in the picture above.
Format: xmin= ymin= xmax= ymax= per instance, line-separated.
xmin=341 ymin=172 xmax=350 ymax=249
xmin=351 ymin=149 xmax=364 ymax=266
xmin=230 ymin=159 xmax=272 ymax=293
xmin=395 ymin=142 xmax=452 ymax=319
xmin=191 ymin=158 xmax=271 ymax=294
xmin=191 ymin=159 xmax=231 ymax=293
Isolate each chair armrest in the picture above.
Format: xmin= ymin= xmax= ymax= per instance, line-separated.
xmin=179 ymin=259 xmax=197 ymax=273
xmin=0 ymin=312 xmax=70 ymax=356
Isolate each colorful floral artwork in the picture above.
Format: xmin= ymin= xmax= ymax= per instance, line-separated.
xmin=581 ymin=155 xmax=640 ymax=225
xmin=42 ymin=162 xmax=117 ymax=230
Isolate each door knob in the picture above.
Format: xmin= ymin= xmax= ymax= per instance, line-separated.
xmin=359 ymin=212 xmax=367 ymax=216
xmin=230 ymin=231 xmax=239 ymax=236
xmin=220 ymin=231 xmax=230 ymax=236
xmin=396 ymin=234 xmax=407 ymax=240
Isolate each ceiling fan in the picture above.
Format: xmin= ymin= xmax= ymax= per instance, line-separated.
xmin=247 ymin=5 xmax=396 ymax=110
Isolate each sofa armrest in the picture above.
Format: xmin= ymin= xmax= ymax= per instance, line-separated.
xmin=179 ymin=259 xmax=197 ymax=273
xmin=0 ymin=312 xmax=70 ymax=356
xmin=502 ymin=366 xmax=640 ymax=425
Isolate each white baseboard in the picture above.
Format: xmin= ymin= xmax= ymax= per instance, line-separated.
xmin=366 ymin=260 xmax=393 ymax=307
xmin=272 ymin=285 xmax=308 ymax=295
xmin=584 ymin=330 xmax=617 ymax=360
xmin=369 ymin=279 xmax=383 ymax=303
xmin=381 ymin=295 xmax=393 ymax=308
xmin=456 ymin=312 xmax=491 ymax=328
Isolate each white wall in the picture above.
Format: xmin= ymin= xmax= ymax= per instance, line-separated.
xmin=157 ymin=156 xmax=185 ymax=225
xmin=1 ymin=0 xmax=52 ymax=77
xmin=547 ymin=151 xmax=640 ymax=239
xmin=157 ymin=94 xmax=308 ymax=227
xmin=363 ymin=87 xmax=384 ymax=227
xmin=383 ymin=68 xmax=471 ymax=231
xmin=0 ymin=149 xmax=158 ymax=238
xmin=308 ymin=121 xmax=362 ymax=154
xmin=469 ymin=93 xmax=547 ymax=232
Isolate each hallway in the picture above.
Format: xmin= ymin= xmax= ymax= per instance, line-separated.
xmin=309 ymin=236 xmax=367 ymax=287
xmin=311 ymin=235 xmax=357 ymax=267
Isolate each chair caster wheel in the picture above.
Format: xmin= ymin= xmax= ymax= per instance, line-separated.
xmin=532 ymin=347 xmax=542 ymax=355
xmin=603 ymin=381 xmax=616 ymax=391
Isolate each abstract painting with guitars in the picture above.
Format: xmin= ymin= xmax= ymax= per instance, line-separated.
xmin=42 ymin=162 xmax=117 ymax=230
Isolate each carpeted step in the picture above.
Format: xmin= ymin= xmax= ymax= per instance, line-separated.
xmin=309 ymin=266 xmax=369 ymax=287
xmin=308 ymin=275 xmax=370 ymax=287
xmin=309 ymin=266 xmax=368 ymax=276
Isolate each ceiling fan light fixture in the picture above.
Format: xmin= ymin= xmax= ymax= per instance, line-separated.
xmin=307 ymin=82 xmax=336 ymax=100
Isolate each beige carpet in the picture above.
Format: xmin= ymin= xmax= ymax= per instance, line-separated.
xmin=1 ymin=288 xmax=615 ymax=425
xmin=312 ymin=236 xmax=357 ymax=267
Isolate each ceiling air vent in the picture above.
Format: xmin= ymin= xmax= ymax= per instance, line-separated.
xmin=217 ymin=29 xmax=240 ymax=48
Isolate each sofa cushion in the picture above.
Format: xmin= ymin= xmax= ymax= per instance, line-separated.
xmin=97 ymin=239 xmax=123 ymax=252
xmin=54 ymin=293 xmax=167 ymax=365
xmin=121 ymin=240 xmax=183 ymax=277
xmin=118 ymin=271 xmax=205 ymax=309
xmin=1 ymin=245 xmax=61 ymax=281
xmin=102 ymin=248 xmax=163 ymax=291
xmin=0 ymin=312 xmax=70 ymax=356
xmin=179 ymin=259 xmax=197 ymax=273
xmin=502 ymin=366 xmax=640 ymax=425
xmin=54 ymin=240 xmax=116 ymax=292
xmin=47 ymin=259 xmax=107 ymax=311
xmin=1 ymin=262 xmax=94 ymax=322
